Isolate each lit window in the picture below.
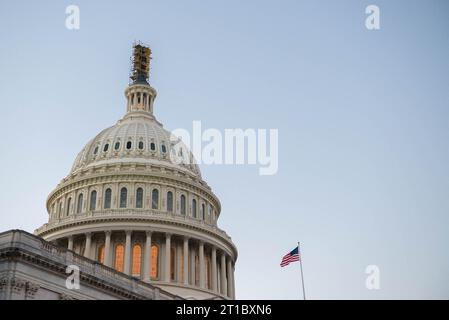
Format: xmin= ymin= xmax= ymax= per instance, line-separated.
xmin=77 ymin=194 xmax=83 ymax=214
xmin=167 ymin=191 xmax=173 ymax=212
xmin=206 ymin=256 xmax=211 ymax=289
xmin=151 ymin=245 xmax=159 ymax=279
xmin=98 ymin=245 xmax=105 ymax=264
xmin=104 ymin=188 xmax=112 ymax=209
xmin=181 ymin=251 xmax=184 ymax=283
xmin=132 ymin=244 xmax=142 ymax=276
xmin=136 ymin=188 xmax=143 ymax=208
xmin=120 ymin=187 xmax=127 ymax=208
xmin=152 ymin=189 xmax=159 ymax=209
xmin=115 ymin=245 xmax=124 ymax=272
xmin=170 ymin=247 xmax=176 ymax=281
xmin=90 ymin=190 xmax=97 ymax=211
xmin=138 ymin=141 xmax=144 ymax=150
xmin=195 ymin=254 xmax=199 ymax=286
xmin=126 ymin=141 xmax=132 ymax=150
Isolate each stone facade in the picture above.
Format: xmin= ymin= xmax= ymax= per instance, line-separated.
xmin=0 ymin=230 xmax=179 ymax=300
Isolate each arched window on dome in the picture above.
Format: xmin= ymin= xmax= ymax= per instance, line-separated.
xmin=90 ymin=190 xmax=97 ymax=211
xmin=77 ymin=193 xmax=83 ymax=214
xmin=181 ymin=195 xmax=186 ymax=215
xmin=170 ymin=247 xmax=176 ymax=281
xmin=150 ymin=244 xmax=159 ymax=279
xmin=126 ymin=141 xmax=132 ymax=150
xmin=167 ymin=191 xmax=173 ymax=212
xmin=104 ymin=188 xmax=112 ymax=209
xmin=132 ymin=244 xmax=142 ymax=276
xmin=115 ymin=244 xmax=124 ymax=272
xmin=136 ymin=188 xmax=143 ymax=208
xmin=93 ymin=146 xmax=99 ymax=155
xmin=152 ymin=189 xmax=159 ymax=209
xmin=150 ymin=142 xmax=156 ymax=151
xmin=66 ymin=198 xmax=71 ymax=216
xmin=97 ymin=245 xmax=105 ymax=264
xmin=192 ymin=199 xmax=197 ymax=218
xmin=138 ymin=141 xmax=144 ymax=150
xmin=120 ymin=188 xmax=127 ymax=208
xmin=201 ymin=204 xmax=205 ymax=220
xmin=114 ymin=141 xmax=120 ymax=150
xmin=161 ymin=144 xmax=167 ymax=154
xmin=58 ymin=202 xmax=62 ymax=218
xmin=103 ymin=143 xmax=109 ymax=152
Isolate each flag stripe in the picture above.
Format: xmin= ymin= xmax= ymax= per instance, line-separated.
xmin=280 ymin=246 xmax=300 ymax=267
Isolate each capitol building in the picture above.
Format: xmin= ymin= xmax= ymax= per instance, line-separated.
xmin=0 ymin=44 xmax=237 ymax=300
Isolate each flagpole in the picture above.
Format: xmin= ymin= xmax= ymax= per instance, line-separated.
xmin=298 ymin=242 xmax=306 ymax=300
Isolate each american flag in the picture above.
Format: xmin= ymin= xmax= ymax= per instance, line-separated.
xmin=280 ymin=246 xmax=300 ymax=267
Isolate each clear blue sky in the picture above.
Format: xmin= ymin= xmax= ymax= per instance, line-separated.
xmin=0 ymin=0 xmax=448 ymax=299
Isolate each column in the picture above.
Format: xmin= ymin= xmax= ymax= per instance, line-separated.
xmin=143 ymin=231 xmax=152 ymax=281
xmin=183 ymin=237 xmax=189 ymax=285
xmin=84 ymin=233 xmax=92 ymax=259
xmin=199 ymin=241 xmax=205 ymax=289
xmin=165 ymin=233 xmax=171 ymax=282
xmin=232 ymin=263 xmax=236 ymax=299
xmin=220 ymin=252 xmax=227 ymax=296
xmin=124 ymin=230 xmax=132 ymax=275
xmin=227 ymin=257 xmax=233 ymax=298
xmin=176 ymin=242 xmax=182 ymax=282
xmin=211 ymin=247 xmax=217 ymax=292
xmin=67 ymin=236 xmax=73 ymax=251
xmin=104 ymin=231 xmax=112 ymax=267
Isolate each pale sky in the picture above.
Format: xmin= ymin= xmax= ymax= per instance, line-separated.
xmin=0 ymin=0 xmax=448 ymax=299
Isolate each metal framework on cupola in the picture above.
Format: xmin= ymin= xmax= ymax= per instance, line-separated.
xmin=130 ymin=41 xmax=152 ymax=84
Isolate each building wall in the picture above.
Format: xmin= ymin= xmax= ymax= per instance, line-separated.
xmin=0 ymin=230 xmax=180 ymax=300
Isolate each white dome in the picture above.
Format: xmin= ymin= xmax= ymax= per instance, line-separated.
xmin=71 ymin=112 xmax=201 ymax=178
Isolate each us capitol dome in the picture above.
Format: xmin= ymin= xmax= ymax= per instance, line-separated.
xmin=34 ymin=44 xmax=237 ymax=300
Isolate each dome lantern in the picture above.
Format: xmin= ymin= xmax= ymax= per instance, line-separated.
xmin=125 ymin=43 xmax=157 ymax=117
